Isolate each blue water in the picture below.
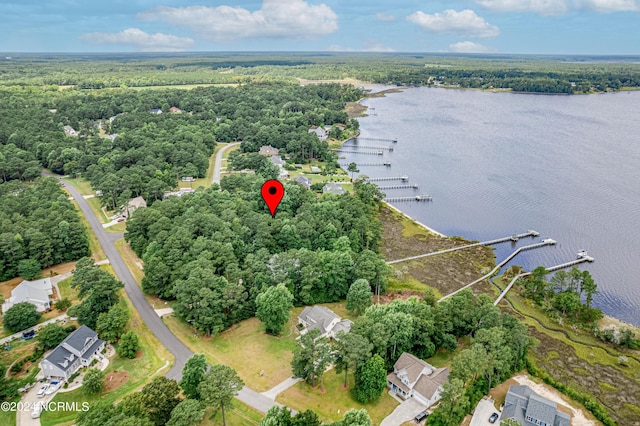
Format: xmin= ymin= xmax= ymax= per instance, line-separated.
xmin=344 ymin=87 xmax=640 ymax=326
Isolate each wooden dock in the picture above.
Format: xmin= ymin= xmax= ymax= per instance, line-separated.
xmin=494 ymin=251 xmax=595 ymax=306
xmin=439 ymin=239 xmax=557 ymax=301
xmin=335 ymin=150 xmax=383 ymax=156
xmin=349 ymin=145 xmax=394 ymax=151
xmin=384 ymin=194 xmax=432 ymax=202
xmin=354 ymin=137 xmax=398 ymax=143
xmin=387 ymin=230 xmax=540 ymax=265
xmin=340 ymin=162 xmax=391 ymax=167
xmin=366 ymin=176 xmax=409 ymax=182
xmin=378 ymin=184 xmax=419 ymax=190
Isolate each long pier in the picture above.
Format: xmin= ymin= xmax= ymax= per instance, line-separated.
xmin=378 ymin=184 xmax=419 ymax=190
xmin=494 ymin=251 xmax=595 ymax=306
xmin=384 ymin=194 xmax=432 ymax=202
xmin=387 ymin=230 xmax=540 ymax=265
xmin=366 ymin=176 xmax=409 ymax=182
xmin=354 ymin=137 xmax=398 ymax=143
xmin=439 ymin=239 xmax=557 ymax=301
xmin=335 ymin=150 xmax=383 ymax=156
xmin=348 ymin=145 xmax=394 ymax=151
xmin=340 ymin=162 xmax=391 ymax=167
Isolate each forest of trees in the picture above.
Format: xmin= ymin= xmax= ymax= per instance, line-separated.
xmin=0 ymin=178 xmax=90 ymax=280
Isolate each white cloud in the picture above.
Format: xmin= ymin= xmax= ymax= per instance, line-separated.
xmin=137 ymin=0 xmax=338 ymax=41
xmin=473 ymin=0 xmax=638 ymax=14
xmin=407 ymin=9 xmax=500 ymax=38
xmin=375 ymin=12 xmax=396 ymax=22
xmin=449 ymin=41 xmax=497 ymax=53
xmin=473 ymin=0 xmax=569 ymax=15
xmin=80 ymin=28 xmax=195 ymax=51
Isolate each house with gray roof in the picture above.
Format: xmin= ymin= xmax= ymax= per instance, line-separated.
xmin=501 ymin=385 xmax=571 ymax=426
xmin=2 ymin=278 xmax=53 ymax=314
xmin=387 ymin=352 xmax=450 ymax=407
xmin=259 ymin=145 xmax=279 ymax=156
xmin=39 ymin=325 xmax=105 ymax=381
xmin=308 ymin=126 xmax=327 ymax=141
xmin=323 ymin=182 xmax=345 ymax=195
xmin=63 ymin=125 xmax=78 ymax=137
xmin=294 ymin=176 xmax=312 ymax=190
xmin=298 ymin=306 xmax=352 ymax=339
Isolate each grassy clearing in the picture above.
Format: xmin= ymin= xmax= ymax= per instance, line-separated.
xmin=105 ymin=222 xmax=127 ymax=233
xmin=40 ymin=294 xmax=172 ymax=426
xmin=65 ymin=177 xmax=93 ymax=196
xmin=113 ymin=239 xmax=144 ymax=285
xmin=426 ymin=335 xmax=470 ymax=368
xmin=276 ymin=368 xmax=398 ymax=425
xmin=0 ymin=397 xmax=17 ymax=426
xmin=57 ymin=276 xmax=78 ymax=304
xmin=201 ymin=400 xmax=264 ymax=426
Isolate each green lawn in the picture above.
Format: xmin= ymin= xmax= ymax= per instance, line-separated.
xmin=0 ymin=397 xmax=18 ymax=426
xmin=40 ymin=295 xmax=173 ymax=426
xmin=105 ymin=222 xmax=127 ymax=233
xmin=276 ymin=368 xmax=398 ymax=425
xmin=65 ymin=177 xmax=93 ymax=196
xmin=200 ymin=400 xmax=263 ymax=426
xmin=57 ymin=276 xmax=78 ymax=304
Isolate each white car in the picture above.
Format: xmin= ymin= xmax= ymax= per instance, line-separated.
xmin=36 ymin=384 xmax=49 ymax=398
xmin=45 ymin=381 xmax=60 ymax=395
xmin=31 ymin=402 xmax=44 ymax=419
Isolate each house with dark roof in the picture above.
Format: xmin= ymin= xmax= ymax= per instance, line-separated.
xmin=259 ymin=145 xmax=279 ymax=156
xmin=2 ymin=278 xmax=54 ymax=314
xmin=294 ymin=176 xmax=312 ymax=190
xmin=298 ymin=306 xmax=352 ymax=339
xmin=501 ymin=385 xmax=571 ymax=426
xmin=39 ymin=325 xmax=105 ymax=380
xmin=322 ymin=182 xmax=345 ymax=195
xmin=387 ymin=352 xmax=450 ymax=407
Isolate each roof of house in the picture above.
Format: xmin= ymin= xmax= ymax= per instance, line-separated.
xmin=332 ymin=319 xmax=353 ymax=335
xmin=150 ymin=108 xmax=162 ymax=114
xmin=169 ymin=107 xmax=182 ymax=112
xmin=323 ymin=182 xmax=345 ymax=195
xmin=389 ymin=352 xmax=449 ymax=402
xmin=3 ymin=278 xmax=53 ymax=312
xmin=295 ymin=176 xmax=312 ymax=187
xmin=271 ymin=155 xmax=285 ymax=166
xmin=413 ymin=367 xmax=449 ymax=400
xmin=501 ymin=385 xmax=571 ymax=426
xmin=127 ymin=196 xmax=147 ymax=209
xmin=43 ymin=325 xmax=103 ymax=373
xmin=394 ymin=352 xmax=432 ymax=383
xmin=298 ymin=306 xmax=340 ymax=335
xmin=259 ymin=145 xmax=279 ymax=156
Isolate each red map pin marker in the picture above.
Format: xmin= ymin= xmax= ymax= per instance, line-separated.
xmin=261 ymin=180 xmax=285 ymax=218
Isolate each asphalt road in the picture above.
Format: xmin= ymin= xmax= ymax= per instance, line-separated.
xmin=212 ymin=142 xmax=241 ymax=184
xmin=49 ymin=173 xmax=192 ymax=380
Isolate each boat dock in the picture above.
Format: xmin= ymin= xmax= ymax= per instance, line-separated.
xmin=354 ymin=137 xmax=398 ymax=143
xmin=366 ymin=176 xmax=409 ymax=182
xmin=384 ymin=194 xmax=432 ymax=202
xmin=349 ymin=145 xmax=394 ymax=151
xmin=387 ymin=230 xmax=540 ymax=265
xmin=340 ymin=162 xmax=391 ymax=167
xmin=378 ymin=184 xmax=419 ymax=190
xmin=494 ymin=251 xmax=595 ymax=306
xmin=334 ymin=150 xmax=383 ymax=156
xmin=439 ymin=239 xmax=557 ymax=301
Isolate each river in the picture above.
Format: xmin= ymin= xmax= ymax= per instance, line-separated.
xmin=344 ymin=87 xmax=640 ymax=326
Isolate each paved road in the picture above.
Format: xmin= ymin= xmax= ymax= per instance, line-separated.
xmin=379 ymin=397 xmax=426 ymax=426
xmin=47 ymin=173 xmax=192 ymax=380
xmin=212 ymin=142 xmax=241 ymax=184
xmin=49 ymin=173 xmax=282 ymax=413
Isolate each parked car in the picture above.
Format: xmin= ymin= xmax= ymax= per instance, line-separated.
xmin=117 ymin=217 xmax=125 ymax=222
xmin=489 ymin=412 xmax=499 ymax=423
xmin=45 ymin=381 xmax=60 ymax=395
xmin=22 ymin=330 xmax=36 ymax=340
xmin=414 ymin=411 xmax=429 ymax=423
xmin=31 ymin=402 xmax=44 ymax=419
xmin=36 ymin=384 xmax=49 ymax=398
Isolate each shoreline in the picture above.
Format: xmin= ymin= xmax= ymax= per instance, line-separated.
xmin=381 ymin=201 xmax=447 ymax=238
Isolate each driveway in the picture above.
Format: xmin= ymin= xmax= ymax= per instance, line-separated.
xmin=470 ymin=397 xmax=500 ymax=426
xmin=16 ymin=380 xmax=49 ymax=426
xmin=212 ymin=142 xmax=241 ymax=184
xmin=380 ymin=397 xmax=426 ymax=426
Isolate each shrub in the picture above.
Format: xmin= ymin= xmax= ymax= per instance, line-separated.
xmin=55 ymin=299 xmax=72 ymax=311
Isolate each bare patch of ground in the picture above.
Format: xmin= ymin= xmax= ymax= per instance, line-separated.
xmin=103 ymin=370 xmax=129 ymax=392
xmin=345 ymin=102 xmax=368 ymax=118
xmin=379 ymin=206 xmax=495 ymax=297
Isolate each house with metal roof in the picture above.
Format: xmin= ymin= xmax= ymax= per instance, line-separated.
xmin=501 ymin=385 xmax=571 ymax=426
xmin=2 ymin=278 xmax=54 ymax=314
xmin=298 ymin=306 xmax=352 ymax=339
xmin=39 ymin=325 xmax=105 ymax=381
xmin=387 ymin=352 xmax=450 ymax=407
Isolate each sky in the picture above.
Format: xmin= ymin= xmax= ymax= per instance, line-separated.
xmin=1 ymin=0 xmax=639 ymax=54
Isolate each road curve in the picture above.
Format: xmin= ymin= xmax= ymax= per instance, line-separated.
xmin=46 ymin=172 xmax=193 ymax=380
xmin=212 ymin=142 xmax=241 ymax=184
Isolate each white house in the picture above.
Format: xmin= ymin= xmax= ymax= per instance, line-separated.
xmin=2 ymin=278 xmax=54 ymax=314
xmin=298 ymin=306 xmax=352 ymax=339
xmin=39 ymin=325 xmax=106 ymax=381
xmin=308 ymin=126 xmax=328 ymax=141
xmin=63 ymin=125 xmax=78 ymax=137
xmin=387 ymin=352 xmax=449 ymax=407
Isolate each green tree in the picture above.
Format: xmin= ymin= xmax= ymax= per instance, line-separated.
xmin=55 ymin=298 xmax=72 ymax=311
xmin=167 ymin=399 xmax=205 ymax=426
xmin=335 ymin=408 xmax=372 ymax=426
xmin=260 ymin=406 xmax=293 ymax=426
xmin=3 ymin=302 xmax=41 ymax=333
xmin=291 ymin=328 xmax=334 ymax=388
xmin=346 ymin=279 xmax=372 ymax=316
xmin=347 ymin=162 xmax=359 ymax=181
xmin=83 ymin=368 xmax=105 ymax=394
xmin=140 ymin=376 xmax=182 ymax=426
xmin=180 ymin=354 xmax=208 ymax=399
xmin=334 ymin=331 xmax=373 ymax=388
xmin=37 ymin=323 xmax=68 ymax=350
xmin=117 ymin=330 xmax=140 ymax=359
xmin=198 ymin=365 xmax=244 ymax=426
xmin=431 ymin=378 xmax=469 ymax=426
xmin=255 ymin=283 xmax=294 ymax=335
xmin=353 ymin=354 xmax=387 ymax=403
xmin=96 ymin=304 xmax=130 ymax=343
xmin=18 ymin=258 xmax=41 ymax=280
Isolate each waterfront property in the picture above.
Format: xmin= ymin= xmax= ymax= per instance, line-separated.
xmin=298 ymin=305 xmax=352 ymax=339
xmin=501 ymin=385 xmax=571 ymax=426
xmin=323 ymin=182 xmax=345 ymax=195
xmin=2 ymin=278 xmax=54 ymax=314
xmin=39 ymin=325 xmax=106 ymax=381
xmin=387 ymin=352 xmax=449 ymax=407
